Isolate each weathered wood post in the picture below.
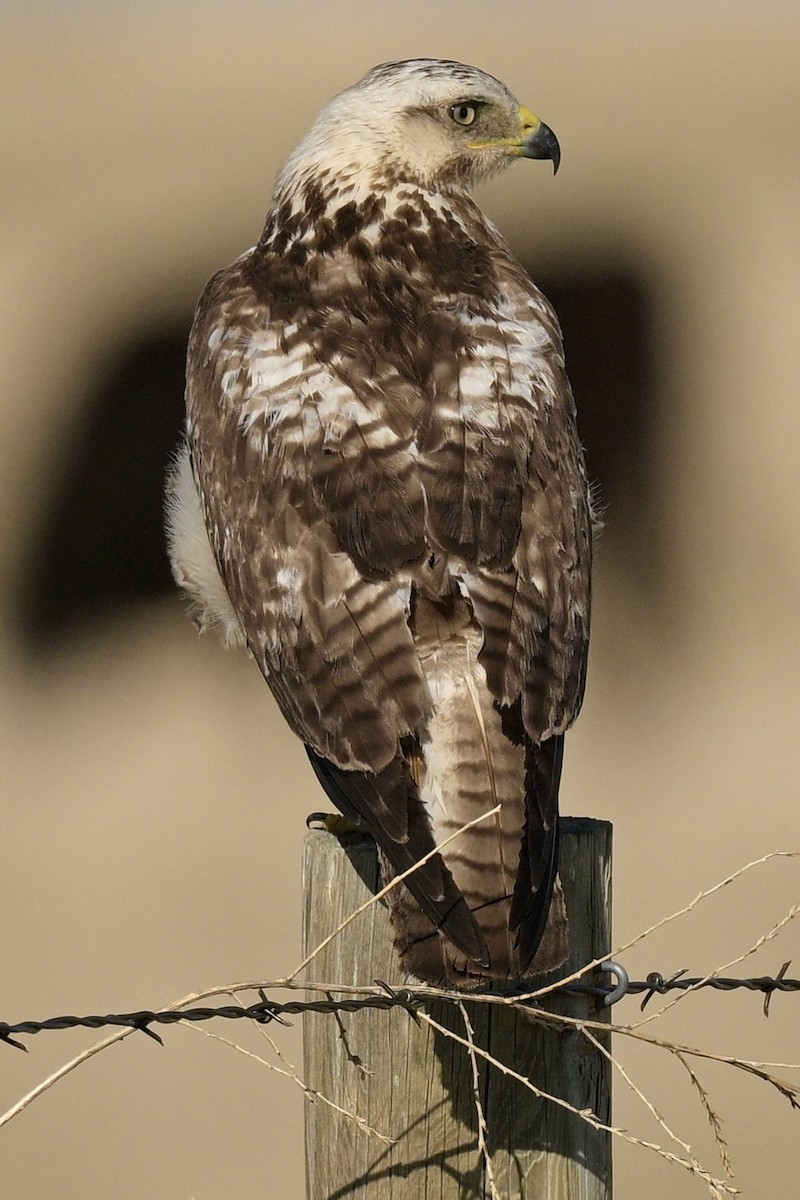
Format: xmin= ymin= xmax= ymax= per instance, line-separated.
xmin=303 ymin=817 xmax=612 ymax=1199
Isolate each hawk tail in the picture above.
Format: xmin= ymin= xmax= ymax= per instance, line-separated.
xmin=305 ymin=748 xmax=490 ymax=968
xmin=509 ymin=733 xmax=568 ymax=973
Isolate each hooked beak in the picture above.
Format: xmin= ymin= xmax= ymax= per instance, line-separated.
xmin=518 ymin=107 xmax=561 ymax=173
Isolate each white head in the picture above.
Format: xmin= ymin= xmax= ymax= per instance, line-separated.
xmin=276 ymin=58 xmax=560 ymax=197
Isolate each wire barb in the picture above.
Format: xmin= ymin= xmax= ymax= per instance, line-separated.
xmin=764 ymin=960 xmax=791 ymax=1018
xmin=640 ymin=969 xmax=690 ymax=1011
xmin=0 ymin=1026 xmax=28 ymax=1053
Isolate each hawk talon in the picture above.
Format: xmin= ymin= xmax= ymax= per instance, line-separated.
xmin=306 ymin=811 xmax=333 ymax=830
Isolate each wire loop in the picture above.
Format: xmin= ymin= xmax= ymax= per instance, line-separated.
xmin=600 ymin=960 xmax=630 ymax=1007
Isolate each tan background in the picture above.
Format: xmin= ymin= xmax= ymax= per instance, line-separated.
xmin=1 ymin=3 xmax=798 ymax=1197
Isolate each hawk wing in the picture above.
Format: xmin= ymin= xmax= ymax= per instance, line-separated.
xmin=182 ymin=229 xmax=590 ymax=984
xmin=185 ymin=255 xmax=492 ymax=966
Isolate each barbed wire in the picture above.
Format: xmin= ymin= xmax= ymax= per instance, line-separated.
xmin=0 ymin=962 xmax=795 ymax=1051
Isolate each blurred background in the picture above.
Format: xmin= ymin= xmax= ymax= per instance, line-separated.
xmin=1 ymin=2 xmax=798 ymax=1197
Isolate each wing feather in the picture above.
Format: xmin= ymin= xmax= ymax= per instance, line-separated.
xmin=187 ymin=259 xmax=430 ymax=773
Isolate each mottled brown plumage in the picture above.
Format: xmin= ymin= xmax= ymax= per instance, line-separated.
xmin=166 ymin=59 xmax=593 ymax=988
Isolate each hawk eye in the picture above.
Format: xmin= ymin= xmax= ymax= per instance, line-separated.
xmin=449 ymin=102 xmax=478 ymax=127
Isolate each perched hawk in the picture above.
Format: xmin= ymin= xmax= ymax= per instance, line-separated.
xmin=166 ymin=59 xmax=592 ymax=989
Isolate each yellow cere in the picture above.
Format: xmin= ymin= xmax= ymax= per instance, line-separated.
xmin=467 ymin=103 xmax=541 ymax=152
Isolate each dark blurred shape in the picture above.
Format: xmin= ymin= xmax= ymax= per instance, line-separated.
xmin=543 ymin=270 xmax=655 ymax=541
xmin=21 ymin=329 xmax=190 ymax=648
xmin=19 ymin=269 xmax=653 ymax=651
xmin=544 ymin=270 xmax=661 ymax=611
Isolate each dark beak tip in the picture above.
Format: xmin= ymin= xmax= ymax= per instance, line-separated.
xmin=522 ymin=120 xmax=561 ymax=174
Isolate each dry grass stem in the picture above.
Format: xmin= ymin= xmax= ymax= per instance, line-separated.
xmin=0 ymin=1027 xmax=138 ymax=1130
xmin=508 ymin=1005 xmax=800 ymax=1110
xmin=328 ymin=996 xmax=374 ymax=1078
xmin=458 ymin=1000 xmax=503 ymax=1200
xmin=180 ymin=1019 xmax=395 ymax=1145
xmin=676 ymin=1052 xmax=734 ymax=1179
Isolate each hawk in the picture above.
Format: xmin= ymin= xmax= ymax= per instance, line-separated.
xmin=166 ymin=59 xmax=592 ymax=989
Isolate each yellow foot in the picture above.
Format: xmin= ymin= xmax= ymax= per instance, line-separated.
xmin=305 ymin=811 xmax=365 ymax=835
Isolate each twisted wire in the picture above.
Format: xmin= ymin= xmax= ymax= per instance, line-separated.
xmin=1 ymin=967 xmax=795 ymax=1051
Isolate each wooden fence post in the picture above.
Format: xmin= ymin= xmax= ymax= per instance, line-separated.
xmin=302 ymin=816 xmax=612 ymax=1199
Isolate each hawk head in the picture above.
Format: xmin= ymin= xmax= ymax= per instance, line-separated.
xmin=277 ymin=58 xmax=560 ymax=194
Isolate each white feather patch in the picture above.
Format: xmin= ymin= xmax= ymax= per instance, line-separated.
xmin=164 ymin=442 xmax=246 ymax=649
